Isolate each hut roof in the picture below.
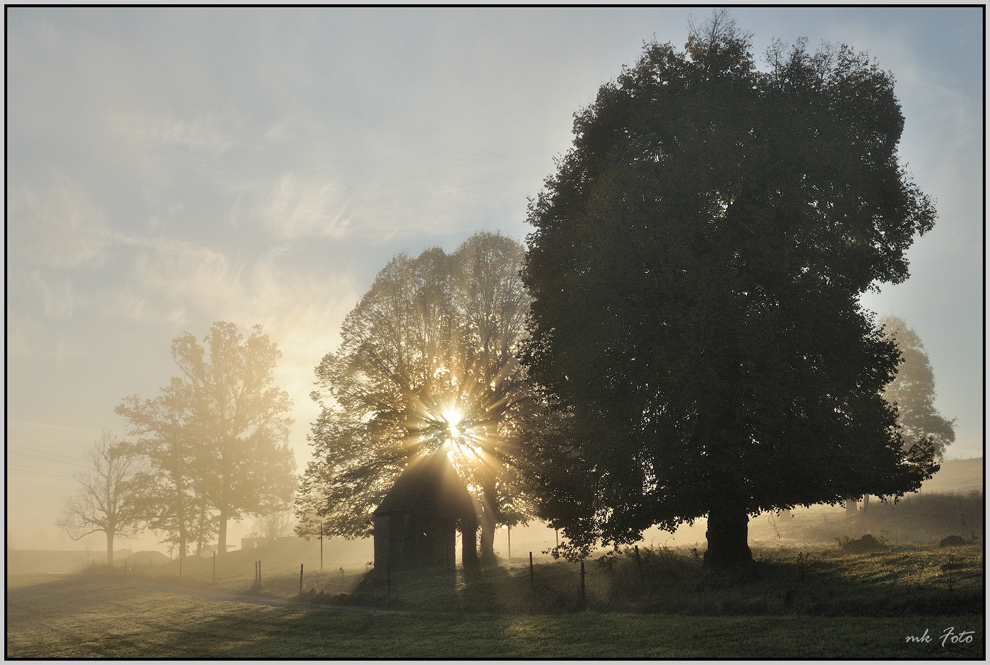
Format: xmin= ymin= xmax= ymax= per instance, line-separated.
xmin=374 ymin=451 xmax=475 ymax=519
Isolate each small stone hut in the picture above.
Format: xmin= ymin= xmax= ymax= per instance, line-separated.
xmin=373 ymin=451 xmax=478 ymax=570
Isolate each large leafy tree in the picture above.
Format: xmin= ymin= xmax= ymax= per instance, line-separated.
xmin=118 ymin=322 xmax=297 ymax=556
xmin=848 ymin=315 xmax=954 ymax=513
xmin=881 ymin=316 xmax=955 ymax=460
xmin=521 ymin=13 xmax=938 ymax=566
xmin=56 ymin=431 xmax=145 ymax=567
xmin=296 ymin=232 xmax=533 ymax=564
xmin=116 ymin=380 xmax=203 ymax=557
xmin=172 ymin=322 xmax=297 ymax=555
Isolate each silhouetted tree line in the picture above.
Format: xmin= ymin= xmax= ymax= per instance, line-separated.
xmin=59 ymin=13 xmax=954 ymax=569
xmin=58 ymin=322 xmax=297 ymax=562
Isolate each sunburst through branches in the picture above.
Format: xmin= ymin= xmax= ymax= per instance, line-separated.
xmin=402 ymin=392 xmax=495 ymax=487
xmin=297 ymin=232 xmax=536 ymax=564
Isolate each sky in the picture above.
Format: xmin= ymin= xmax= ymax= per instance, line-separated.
xmin=6 ymin=7 xmax=984 ymax=552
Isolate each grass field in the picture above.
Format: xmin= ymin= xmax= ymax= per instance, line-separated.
xmin=6 ymin=543 xmax=983 ymax=658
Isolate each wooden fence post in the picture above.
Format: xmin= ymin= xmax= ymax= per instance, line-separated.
xmin=300 ymin=564 xmax=304 ymax=595
xmin=634 ymin=545 xmax=644 ymax=589
xmin=212 ymin=552 xmax=216 ymax=583
xmin=529 ymin=552 xmax=534 ymax=588
xmin=387 ymin=566 xmax=391 ymax=595
xmin=580 ymin=560 xmax=586 ymax=603
xmin=179 ymin=556 xmax=182 ymax=579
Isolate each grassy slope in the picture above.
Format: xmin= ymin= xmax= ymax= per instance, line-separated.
xmin=6 ymin=543 xmax=984 ymax=659
xmin=5 ymin=574 xmax=982 ymax=658
xmin=8 ymin=462 xmax=983 ymax=658
xmin=920 ymin=458 xmax=984 ymax=495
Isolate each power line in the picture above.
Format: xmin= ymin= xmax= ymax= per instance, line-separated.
xmin=8 ymin=449 xmax=88 ymax=468
xmin=7 ymin=463 xmax=79 ymax=480
xmin=8 ymin=460 xmax=79 ymax=474
xmin=8 ymin=443 xmax=88 ymax=463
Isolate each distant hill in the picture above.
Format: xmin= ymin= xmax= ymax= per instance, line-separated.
xmin=918 ymin=457 xmax=983 ymax=495
xmin=6 ymin=549 xmax=131 ymax=575
xmin=5 ymin=548 xmax=181 ymax=576
xmin=6 ymin=536 xmax=377 ymax=577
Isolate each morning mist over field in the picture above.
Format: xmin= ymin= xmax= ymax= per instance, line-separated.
xmin=5 ymin=11 xmax=984 ymax=659
xmin=7 ymin=6 xmax=982 ymax=557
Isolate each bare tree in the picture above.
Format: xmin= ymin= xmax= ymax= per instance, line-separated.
xmin=56 ymin=431 xmax=145 ymax=567
xmin=251 ymin=508 xmax=296 ymax=545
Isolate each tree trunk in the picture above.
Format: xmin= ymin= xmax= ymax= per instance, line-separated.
xmin=196 ymin=502 xmax=207 ymax=556
xmin=704 ymin=504 xmax=752 ymax=567
xmin=218 ymin=512 xmax=228 ymax=556
xmin=106 ymin=531 xmax=115 ymax=568
xmin=479 ymin=513 xmax=496 ymax=565
xmin=176 ymin=486 xmax=188 ymax=559
xmin=460 ymin=516 xmax=479 ymax=570
xmin=845 ymin=496 xmax=858 ymax=515
xmin=478 ymin=483 xmax=498 ymax=565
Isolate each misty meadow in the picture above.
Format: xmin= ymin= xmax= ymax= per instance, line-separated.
xmin=6 ymin=8 xmax=984 ymax=660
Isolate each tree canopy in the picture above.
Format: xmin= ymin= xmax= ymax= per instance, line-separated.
xmin=881 ymin=315 xmax=955 ymax=461
xmin=117 ymin=321 xmax=297 ymax=556
xmin=521 ymin=13 xmax=938 ymax=565
xmin=296 ymin=232 xmax=533 ymax=564
xmin=116 ymin=376 xmax=203 ymax=557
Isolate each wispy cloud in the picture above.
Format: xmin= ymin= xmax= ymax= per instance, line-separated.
xmin=113 ymin=235 xmax=360 ymax=455
xmin=106 ymin=233 xmax=359 ymax=342
xmin=258 ymin=172 xmax=353 ymax=238
xmin=127 ymin=239 xmax=237 ymax=326
xmin=9 ymin=269 xmax=77 ymax=318
xmin=6 ymin=305 xmax=89 ymax=362
xmin=111 ymin=111 xmax=241 ymax=154
xmin=7 ymin=177 xmax=110 ymax=268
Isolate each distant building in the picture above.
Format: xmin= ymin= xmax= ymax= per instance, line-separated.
xmin=373 ymin=451 xmax=478 ymax=570
xmin=239 ymin=536 xmax=297 ymax=550
xmin=240 ymin=537 xmax=267 ymax=550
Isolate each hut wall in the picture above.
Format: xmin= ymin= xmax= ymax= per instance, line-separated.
xmin=374 ymin=513 xmax=458 ymax=569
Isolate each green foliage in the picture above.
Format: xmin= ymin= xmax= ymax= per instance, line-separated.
xmin=296 ymin=232 xmax=535 ymax=561
xmin=521 ymin=12 xmax=938 ymax=561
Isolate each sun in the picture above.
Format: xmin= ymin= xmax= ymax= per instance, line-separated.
xmin=441 ymin=408 xmax=464 ymax=442
xmin=438 ymin=406 xmax=485 ymax=465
